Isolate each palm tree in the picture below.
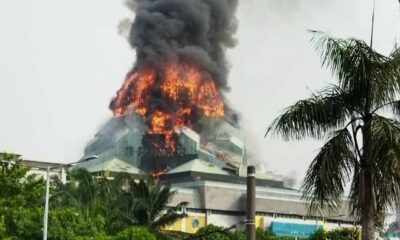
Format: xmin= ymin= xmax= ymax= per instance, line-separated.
xmin=51 ymin=170 xmax=187 ymax=237
xmin=51 ymin=168 xmax=111 ymax=218
xmin=115 ymin=176 xmax=187 ymax=236
xmin=267 ymin=31 xmax=400 ymax=240
xmin=50 ymin=168 xmax=132 ymax=235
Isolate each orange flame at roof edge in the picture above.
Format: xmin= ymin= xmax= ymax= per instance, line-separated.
xmin=110 ymin=60 xmax=225 ymax=155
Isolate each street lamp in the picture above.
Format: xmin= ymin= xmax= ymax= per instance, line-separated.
xmin=42 ymin=155 xmax=98 ymax=240
xmin=42 ymin=164 xmax=72 ymax=240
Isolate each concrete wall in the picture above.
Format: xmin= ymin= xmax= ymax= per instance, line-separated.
xmin=206 ymin=213 xmax=244 ymax=228
xmin=164 ymin=211 xmax=355 ymax=235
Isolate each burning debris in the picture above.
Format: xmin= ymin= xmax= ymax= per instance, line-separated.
xmin=110 ymin=0 xmax=239 ymax=155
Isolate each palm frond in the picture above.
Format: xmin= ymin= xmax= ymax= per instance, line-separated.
xmin=391 ymin=100 xmax=400 ymax=116
xmin=302 ymin=128 xmax=356 ymax=213
xmin=267 ymin=85 xmax=351 ymax=140
xmin=348 ymin=160 xmax=362 ymax=221
xmin=369 ymin=115 xmax=400 ymax=211
xmin=151 ymin=186 xmax=176 ymax=220
xmin=349 ymin=115 xmax=400 ymax=226
xmin=153 ymin=201 xmax=188 ymax=229
xmin=373 ymin=99 xmax=400 ymax=117
xmin=310 ymin=30 xmax=400 ymax=109
xmin=152 ymin=210 xmax=187 ymax=229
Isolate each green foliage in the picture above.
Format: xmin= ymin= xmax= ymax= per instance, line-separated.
xmin=51 ymin=170 xmax=187 ymax=235
xmin=308 ymin=228 xmax=360 ymax=240
xmin=0 ymin=154 xmax=44 ymax=209
xmin=51 ymin=168 xmax=113 ymax=219
xmin=0 ymin=153 xmax=190 ymax=239
xmin=0 ymin=154 xmax=109 ymax=239
xmin=114 ymin=176 xmax=187 ymax=231
xmin=193 ymin=225 xmax=245 ymax=240
xmin=3 ymin=207 xmax=43 ymax=240
xmin=260 ymin=230 xmax=307 ymax=240
xmin=308 ymin=229 xmax=326 ymax=240
xmin=0 ymin=216 xmax=6 ymax=239
xmin=0 ymin=153 xmax=47 ymax=239
xmin=47 ymin=207 xmax=107 ymax=240
xmin=327 ymin=228 xmax=359 ymax=240
xmin=51 ymin=169 xmax=126 ymax=235
xmin=2 ymin=206 xmax=107 ymax=240
xmin=192 ymin=226 xmax=305 ymax=240
xmin=114 ymin=226 xmax=157 ymax=240
xmin=256 ymin=227 xmax=279 ymax=240
xmin=75 ymin=234 xmax=112 ymax=240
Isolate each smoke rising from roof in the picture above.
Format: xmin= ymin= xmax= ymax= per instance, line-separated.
xmin=111 ymin=0 xmax=241 ymax=135
xmin=124 ymin=0 xmax=239 ymax=90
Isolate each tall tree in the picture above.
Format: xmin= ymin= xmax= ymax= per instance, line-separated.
xmin=50 ymin=168 xmax=123 ymax=234
xmin=51 ymin=168 xmax=111 ymax=219
xmin=51 ymin=170 xmax=187 ymax=237
xmin=267 ymin=31 xmax=400 ymax=240
xmin=0 ymin=153 xmax=45 ymax=239
xmin=115 ymin=176 xmax=187 ymax=236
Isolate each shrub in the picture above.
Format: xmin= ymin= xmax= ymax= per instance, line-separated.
xmin=114 ymin=226 xmax=157 ymax=240
xmin=194 ymin=225 xmax=245 ymax=240
xmin=308 ymin=228 xmax=360 ymax=240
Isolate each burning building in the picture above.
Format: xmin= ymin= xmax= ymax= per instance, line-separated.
xmin=77 ymin=0 xmax=250 ymax=177
xmin=72 ymin=0 xmax=356 ymax=236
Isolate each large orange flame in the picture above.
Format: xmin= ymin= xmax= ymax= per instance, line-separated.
xmin=111 ymin=60 xmax=224 ymax=155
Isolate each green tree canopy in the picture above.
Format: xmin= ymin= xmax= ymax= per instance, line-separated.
xmin=114 ymin=226 xmax=157 ymax=240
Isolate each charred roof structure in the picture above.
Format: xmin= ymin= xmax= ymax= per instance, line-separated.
xmin=75 ymin=112 xmax=258 ymax=181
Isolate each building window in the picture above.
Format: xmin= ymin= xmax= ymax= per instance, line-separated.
xmin=192 ymin=219 xmax=200 ymax=228
xmin=125 ymin=146 xmax=133 ymax=156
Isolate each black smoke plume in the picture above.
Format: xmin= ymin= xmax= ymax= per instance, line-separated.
xmin=125 ymin=0 xmax=239 ymax=90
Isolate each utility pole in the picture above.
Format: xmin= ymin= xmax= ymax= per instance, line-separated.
xmin=42 ymin=156 xmax=96 ymax=240
xmin=43 ymin=167 xmax=50 ymax=240
xmin=246 ymin=166 xmax=256 ymax=240
xmin=370 ymin=0 xmax=376 ymax=47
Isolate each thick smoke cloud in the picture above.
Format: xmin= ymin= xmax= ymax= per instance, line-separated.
xmin=125 ymin=0 xmax=239 ymax=90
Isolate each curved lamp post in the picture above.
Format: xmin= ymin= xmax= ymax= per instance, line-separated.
xmin=42 ymin=155 xmax=98 ymax=240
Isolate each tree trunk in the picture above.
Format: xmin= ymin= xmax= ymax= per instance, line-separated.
xmin=361 ymin=116 xmax=375 ymax=240
xmin=361 ymin=168 xmax=375 ymax=240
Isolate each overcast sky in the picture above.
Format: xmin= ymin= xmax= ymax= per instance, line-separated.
xmin=0 ymin=0 xmax=399 ymax=183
